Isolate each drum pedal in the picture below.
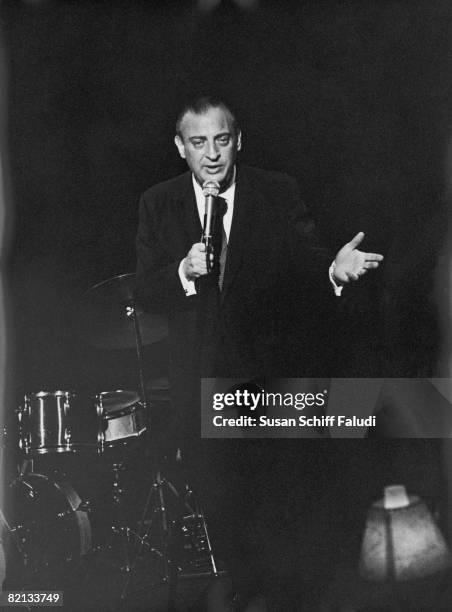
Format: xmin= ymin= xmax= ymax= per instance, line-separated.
xmin=173 ymin=509 xmax=220 ymax=580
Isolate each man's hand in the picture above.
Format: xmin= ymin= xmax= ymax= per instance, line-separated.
xmin=182 ymin=243 xmax=213 ymax=281
xmin=333 ymin=232 xmax=383 ymax=284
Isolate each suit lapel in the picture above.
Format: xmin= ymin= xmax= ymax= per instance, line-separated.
xmin=179 ymin=173 xmax=202 ymax=247
xmin=221 ymin=169 xmax=257 ymax=300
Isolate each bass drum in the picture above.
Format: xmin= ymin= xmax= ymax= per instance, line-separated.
xmin=6 ymin=473 xmax=91 ymax=584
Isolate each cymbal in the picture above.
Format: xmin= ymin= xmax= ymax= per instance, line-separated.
xmin=81 ymin=273 xmax=168 ymax=350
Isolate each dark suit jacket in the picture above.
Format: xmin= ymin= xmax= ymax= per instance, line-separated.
xmin=135 ymin=165 xmax=333 ymax=382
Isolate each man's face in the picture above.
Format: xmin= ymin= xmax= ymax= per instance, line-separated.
xmin=175 ymin=106 xmax=241 ymax=189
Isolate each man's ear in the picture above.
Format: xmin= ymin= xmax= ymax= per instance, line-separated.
xmin=174 ymin=135 xmax=186 ymax=159
xmin=236 ymin=130 xmax=242 ymax=152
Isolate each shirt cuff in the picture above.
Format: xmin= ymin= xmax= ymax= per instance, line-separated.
xmin=178 ymin=259 xmax=197 ymax=296
xmin=329 ymin=261 xmax=343 ymax=297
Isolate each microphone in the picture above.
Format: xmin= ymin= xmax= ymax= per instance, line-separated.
xmin=201 ymin=180 xmax=220 ymax=272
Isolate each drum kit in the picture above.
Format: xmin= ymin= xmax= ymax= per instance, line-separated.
xmin=1 ymin=273 xmax=221 ymax=609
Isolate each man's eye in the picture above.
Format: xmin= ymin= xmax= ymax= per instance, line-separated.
xmin=217 ymin=136 xmax=230 ymax=145
xmin=191 ymin=140 xmax=204 ymax=147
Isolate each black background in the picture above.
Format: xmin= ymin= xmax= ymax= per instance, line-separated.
xmin=1 ymin=2 xmax=451 ymax=606
xmin=3 ymin=0 xmax=451 ymax=390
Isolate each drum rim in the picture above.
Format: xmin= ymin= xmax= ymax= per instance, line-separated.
xmin=96 ymin=389 xmax=141 ymax=414
xmin=24 ymin=390 xmax=76 ymax=399
xmin=23 ymin=442 xmax=100 ymax=454
xmin=96 ymin=389 xmax=140 ymax=399
xmin=103 ymin=402 xmax=144 ymax=420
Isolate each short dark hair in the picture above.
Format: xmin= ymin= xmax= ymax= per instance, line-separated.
xmin=175 ymin=95 xmax=240 ymax=137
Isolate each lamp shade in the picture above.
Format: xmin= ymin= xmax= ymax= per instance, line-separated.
xmin=359 ymin=485 xmax=451 ymax=582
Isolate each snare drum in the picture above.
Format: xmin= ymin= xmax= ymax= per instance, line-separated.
xmin=97 ymin=390 xmax=147 ymax=448
xmin=18 ymin=391 xmax=101 ymax=455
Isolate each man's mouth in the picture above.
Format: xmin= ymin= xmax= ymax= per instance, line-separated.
xmin=205 ymin=165 xmax=222 ymax=174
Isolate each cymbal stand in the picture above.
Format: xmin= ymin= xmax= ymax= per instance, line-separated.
xmin=77 ymin=455 xmax=162 ymax=602
xmin=121 ymin=298 xmax=221 ymax=601
xmin=110 ymin=461 xmax=131 ymax=572
xmin=119 ymin=469 xmax=180 ymax=601
xmin=125 ymin=301 xmax=150 ymax=431
xmin=119 ymin=299 xmax=178 ymax=600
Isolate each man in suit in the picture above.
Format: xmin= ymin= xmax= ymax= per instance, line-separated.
xmin=135 ymin=96 xmax=383 ymax=398
xmin=134 ymin=98 xmax=384 ymax=598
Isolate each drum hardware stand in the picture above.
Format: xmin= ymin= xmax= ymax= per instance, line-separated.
xmin=0 ymin=505 xmax=27 ymax=561
xmin=174 ymin=450 xmax=221 ymax=580
xmin=96 ymin=459 xmax=144 ymax=574
xmin=85 ymin=457 xmax=173 ymax=602
xmin=17 ymin=457 xmax=33 ymax=479
xmin=110 ymin=461 xmax=131 ymax=572
xmin=121 ymin=296 xmax=180 ymax=603
xmin=120 ymin=298 xmax=172 ymax=593
xmin=106 ymin=461 xmax=174 ymax=576
xmin=0 ymin=507 xmax=33 ymax=612
xmin=119 ymin=469 xmax=178 ymax=601
xmin=125 ymin=302 xmax=150 ymax=431
xmin=178 ymin=484 xmax=219 ymax=579
xmin=120 ymin=467 xmax=222 ymax=606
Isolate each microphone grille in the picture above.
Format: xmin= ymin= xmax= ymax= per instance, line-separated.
xmin=202 ymin=180 xmax=220 ymax=197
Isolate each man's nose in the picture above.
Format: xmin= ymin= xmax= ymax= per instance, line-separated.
xmin=205 ymin=141 xmax=220 ymax=160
